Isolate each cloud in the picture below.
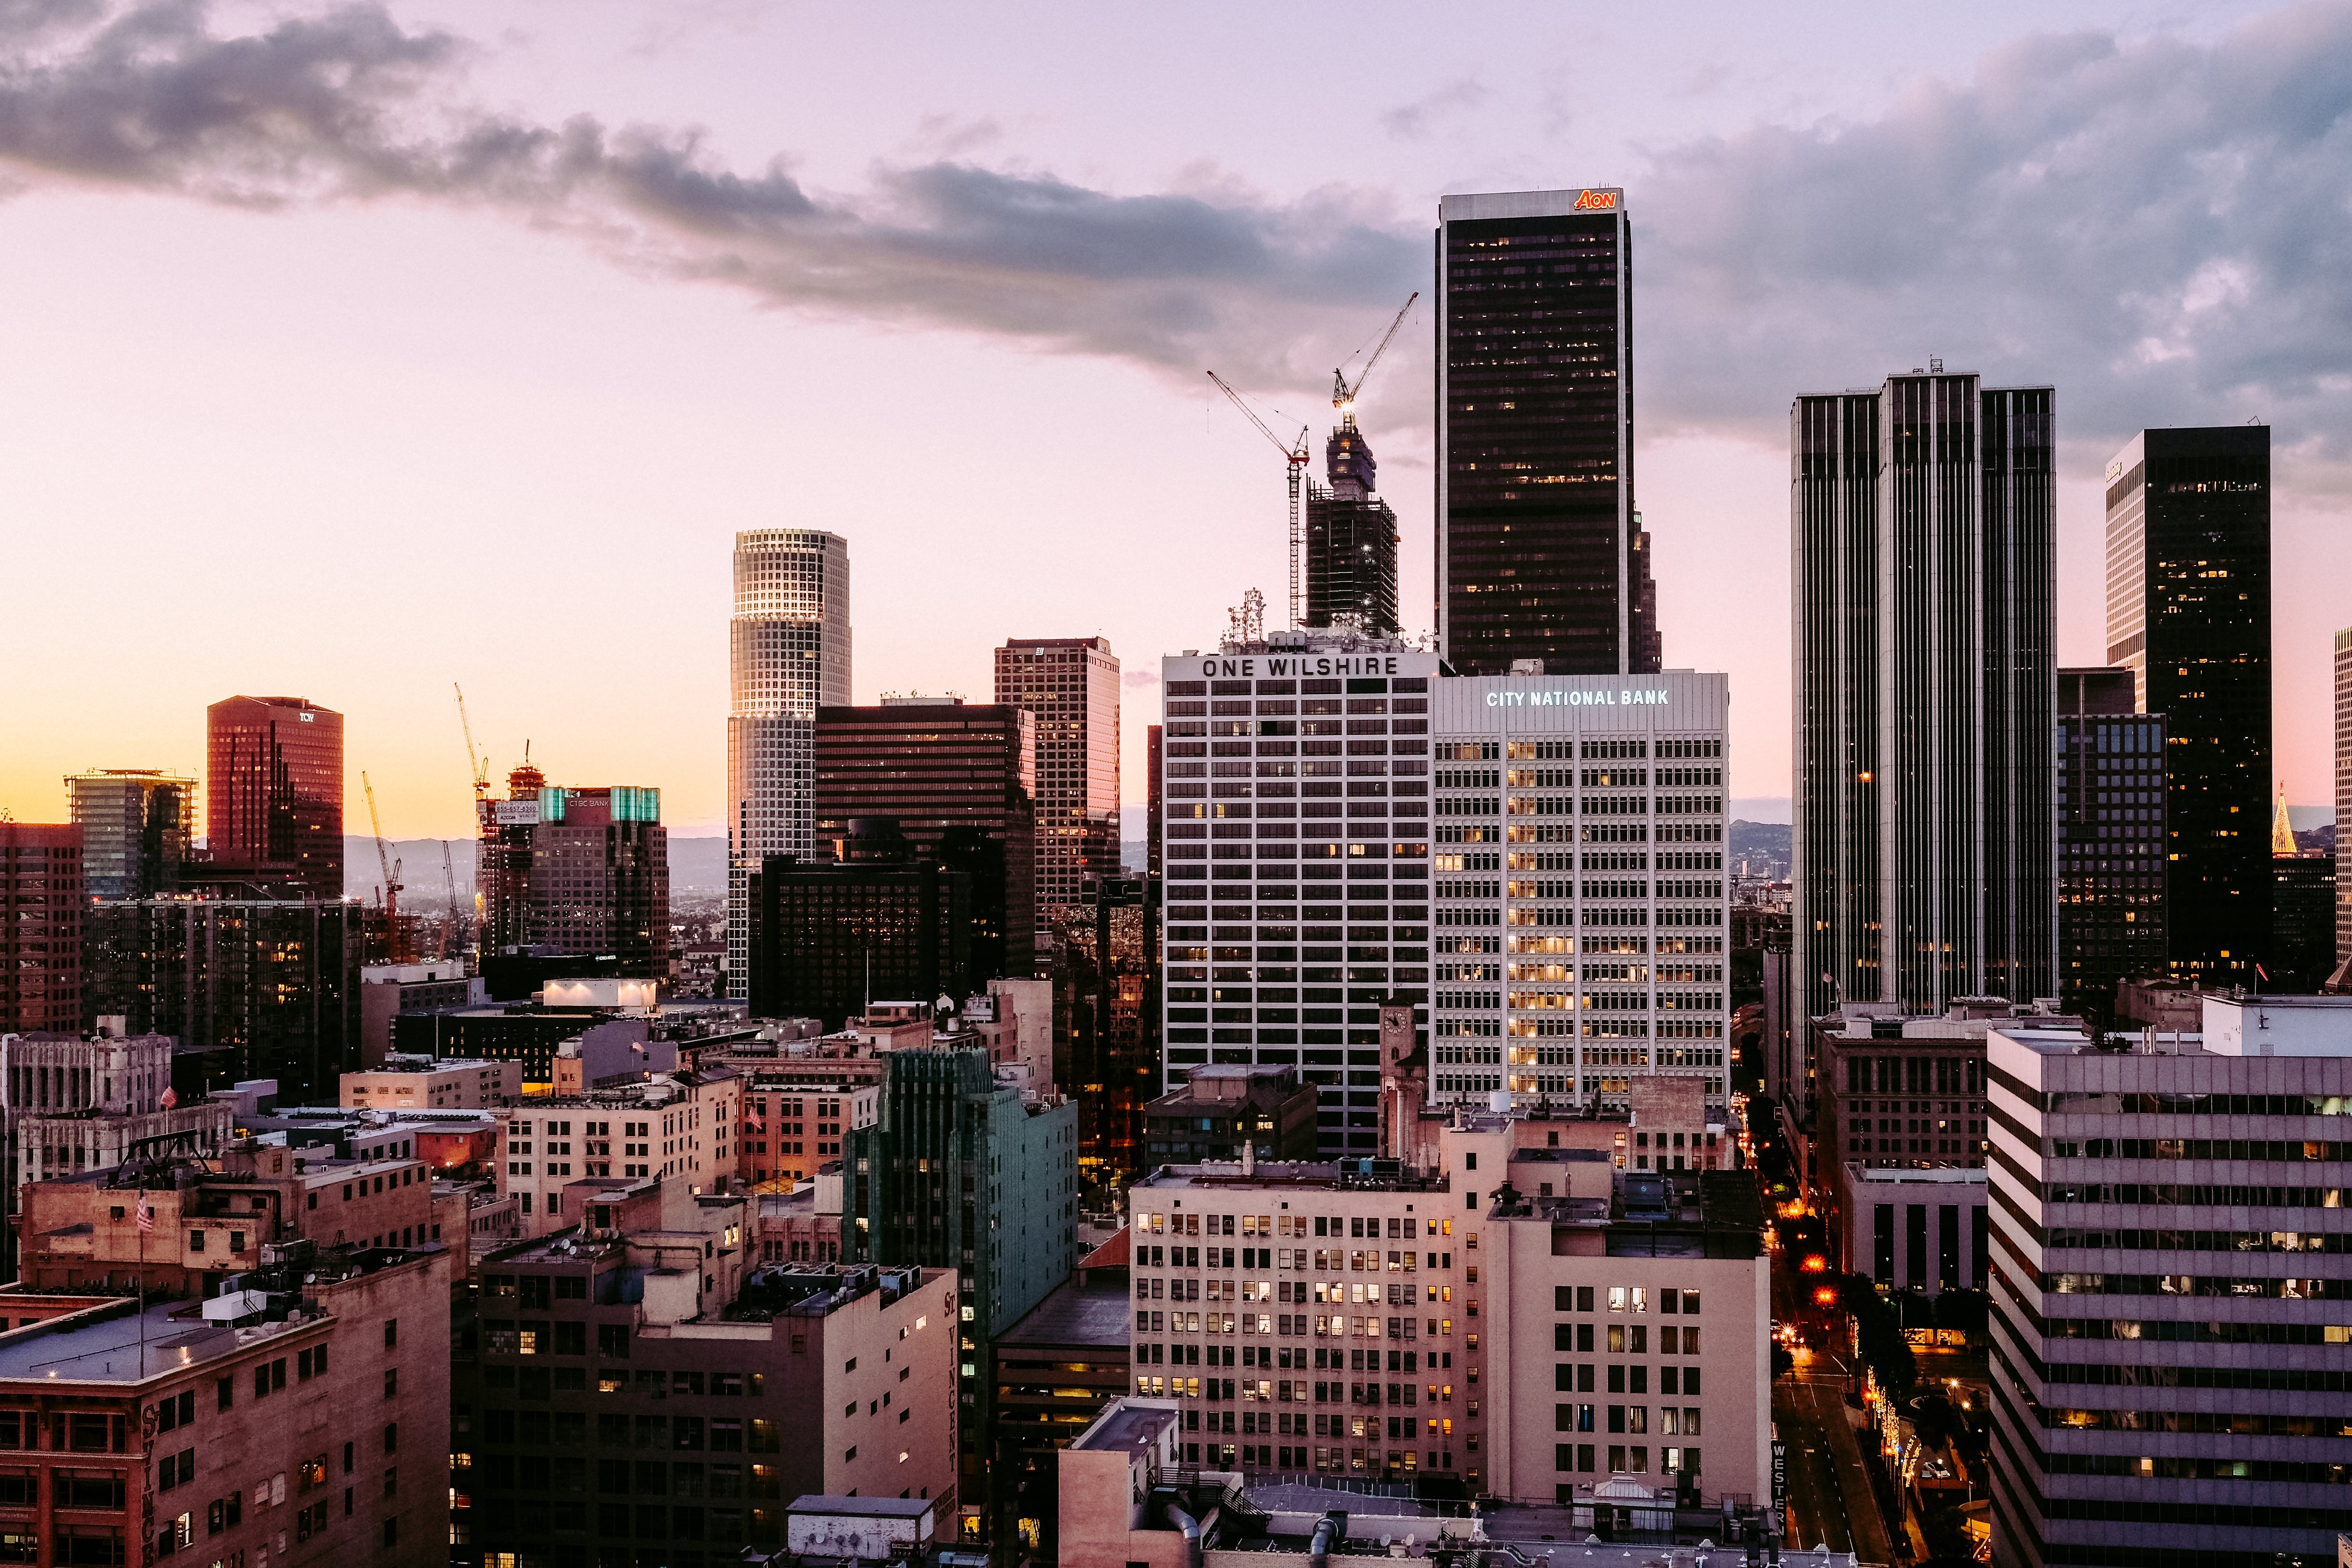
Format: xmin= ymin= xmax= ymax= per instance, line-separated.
xmin=1 ymin=2 xmax=2349 ymax=451
xmin=0 ymin=0 xmax=1420 ymax=385
xmin=1635 ymin=4 xmax=2352 ymax=445
xmin=1379 ymin=78 xmax=1487 ymax=139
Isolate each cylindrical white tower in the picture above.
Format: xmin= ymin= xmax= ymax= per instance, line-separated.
xmin=727 ymin=529 xmax=851 ymax=1000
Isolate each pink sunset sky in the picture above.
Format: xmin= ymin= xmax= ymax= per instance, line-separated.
xmin=5 ymin=0 xmax=2350 ymax=839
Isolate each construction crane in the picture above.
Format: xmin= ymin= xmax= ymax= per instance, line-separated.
xmin=360 ymin=771 xmax=405 ymax=959
xmin=1332 ymin=291 xmax=1419 ymax=428
xmin=441 ymin=841 xmax=459 ymax=961
xmin=454 ymin=684 xmax=491 ymax=832
xmin=1206 ymin=370 xmax=1311 ymax=629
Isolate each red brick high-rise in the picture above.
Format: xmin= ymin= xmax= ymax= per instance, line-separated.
xmin=207 ymin=695 xmax=343 ymax=898
xmin=0 ymin=822 xmax=82 ymax=1033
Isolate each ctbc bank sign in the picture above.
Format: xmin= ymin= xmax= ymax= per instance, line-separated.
xmin=1485 ymin=687 xmax=1668 ymax=709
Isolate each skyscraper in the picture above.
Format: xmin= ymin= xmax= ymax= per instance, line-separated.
xmin=525 ymin=784 xmax=669 ymax=976
xmin=1303 ymin=418 xmax=1398 ymax=634
xmin=1792 ymin=371 xmax=2057 ymax=1018
xmin=1436 ymin=186 xmax=1657 ymax=675
xmin=815 ymin=699 xmax=1037 ymax=980
xmin=64 ymin=769 xmax=195 ymax=899
xmin=2104 ymin=425 xmax=2271 ymax=983
xmin=2338 ymin=625 xmax=2352 ymax=974
xmin=2055 ymin=670 xmax=2166 ymax=1021
xmin=0 ymin=823 xmax=81 ymax=1034
xmin=993 ymin=637 xmax=1118 ymax=927
xmin=727 ymin=529 xmax=851 ymax=1000
xmin=206 ymin=695 xmax=342 ymax=898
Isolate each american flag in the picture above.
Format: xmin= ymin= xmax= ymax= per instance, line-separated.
xmin=135 ymin=1196 xmax=153 ymax=1234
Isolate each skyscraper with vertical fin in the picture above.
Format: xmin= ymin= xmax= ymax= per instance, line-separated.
xmin=1792 ymin=370 xmax=2057 ymax=1019
xmin=2103 ymin=426 xmax=2272 ymax=984
xmin=1436 ymin=186 xmax=1657 ymax=675
xmin=2337 ymin=625 xmax=2352 ymax=974
xmin=727 ymin=530 xmax=851 ymax=1000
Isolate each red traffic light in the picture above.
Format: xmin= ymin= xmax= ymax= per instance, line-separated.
xmin=1813 ymin=1286 xmax=1839 ymax=1306
xmin=1801 ymin=1254 xmax=1828 ymax=1273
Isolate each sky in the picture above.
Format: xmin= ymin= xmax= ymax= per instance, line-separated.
xmin=5 ymin=0 xmax=2351 ymax=839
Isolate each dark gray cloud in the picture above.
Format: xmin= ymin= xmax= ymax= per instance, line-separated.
xmin=1637 ymin=4 xmax=2352 ymax=447
xmin=0 ymin=0 xmax=1420 ymax=382
xmin=1380 ymin=79 xmax=1487 ymax=139
xmin=1 ymin=1 xmax=2347 ymax=451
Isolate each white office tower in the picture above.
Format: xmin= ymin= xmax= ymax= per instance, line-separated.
xmin=1429 ymin=672 xmax=1731 ymax=1110
xmin=725 ymin=529 xmax=851 ymax=999
xmin=1158 ymin=627 xmax=1441 ymax=1158
xmin=1986 ymin=996 xmax=2352 ymax=1568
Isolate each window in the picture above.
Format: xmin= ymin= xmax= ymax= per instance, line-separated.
xmin=598 ymin=1325 xmax=630 ymax=1359
xmin=215 ymin=1378 xmax=233 ymax=1413
xmin=383 ymin=1370 xmax=398 ymax=1400
xmin=187 ymin=1232 xmax=205 ymax=1253
xmin=296 ymin=1347 xmax=327 ymax=1381
xmin=383 ymin=1320 xmax=398 ymax=1350
xmin=382 ymin=1423 xmax=398 ymax=1455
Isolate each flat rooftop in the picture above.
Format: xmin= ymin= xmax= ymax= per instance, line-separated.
xmin=999 ymin=1273 xmax=1134 ymax=1349
xmin=1135 ymin=1160 xmax=1446 ymax=1193
xmin=0 ymin=1300 xmax=239 ymax=1384
xmin=1071 ymin=1401 xmax=1176 ymax=1454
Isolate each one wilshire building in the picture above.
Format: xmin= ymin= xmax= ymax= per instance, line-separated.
xmin=1792 ymin=371 xmax=2056 ymax=1018
xmin=1157 ymin=626 xmax=1439 ymax=1157
xmin=1437 ymin=187 xmax=1658 ymax=676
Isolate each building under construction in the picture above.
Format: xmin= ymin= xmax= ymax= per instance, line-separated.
xmin=1302 ymin=419 xmax=1399 ymax=634
xmin=475 ymin=764 xmax=669 ymax=980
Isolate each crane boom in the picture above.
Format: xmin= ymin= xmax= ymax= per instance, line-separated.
xmin=361 ymin=771 xmax=404 ymax=958
xmin=1207 ymin=371 xmax=1311 ymax=629
xmin=454 ymin=684 xmax=490 ymax=831
xmin=1333 ymin=291 xmax=1420 ymax=416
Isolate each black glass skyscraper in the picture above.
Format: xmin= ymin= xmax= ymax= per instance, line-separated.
xmin=1437 ymin=187 xmax=1656 ymax=675
xmin=1792 ymin=372 xmax=2057 ymax=1018
xmin=2104 ymin=426 xmax=2271 ymax=982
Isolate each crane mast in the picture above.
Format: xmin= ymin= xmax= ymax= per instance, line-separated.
xmin=1206 ymin=370 xmax=1310 ymax=628
xmin=361 ymin=771 xmax=405 ymax=961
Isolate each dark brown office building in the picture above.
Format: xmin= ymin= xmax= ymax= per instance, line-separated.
xmin=815 ymin=701 xmax=1035 ymax=980
xmin=526 ymin=786 xmax=670 ymax=978
xmin=1140 ymin=1065 xmax=1320 ymax=1164
xmin=206 ymin=694 xmax=343 ymax=898
xmin=0 ymin=822 xmax=82 ymax=1034
xmin=2104 ymin=425 xmax=2271 ymax=983
xmin=1436 ymin=187 xmax=1657 ymax=676
xmin=746 ymin=822 xmax=972 ymax=1028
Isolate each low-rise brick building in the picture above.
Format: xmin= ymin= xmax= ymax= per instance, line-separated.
xmin=0 ymin=1241 xmax=451 ymax=1568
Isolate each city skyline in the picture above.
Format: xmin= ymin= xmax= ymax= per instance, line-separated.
xmin=6 ymin=4 xmax=2352 ymax=841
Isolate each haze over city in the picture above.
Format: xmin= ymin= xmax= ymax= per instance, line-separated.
xmin=7 ymin=0 xmax=2352 ymax=836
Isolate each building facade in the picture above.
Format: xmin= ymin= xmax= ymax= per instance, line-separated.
xmin=814 ymin=701 xmax=1038 ymax=982
xmin=205 ymin=695 xmax=343 ymax=898
xmin=1426 ymin=671 xmax=1731 ymax=1112
xmin=2104 ymin=426 xmax=2272 ymax=985
xmin=1437 ymin=187 xmax=1656 ymax=676
xmin=524 ymin=785 xmax=669 ymax=976
xmin=340 ymin=1056 xmax=520 ymax=1111
xmin=726 ymin=529 xmax=852 ymax=999
xmin=63 ymin=770 xmax=194 ymax=900
xmin=455 ymin=1207 xmax=959 ymax=1568
xmin=1837 ymin=1164 xmax=1987 ymax=1294
xmin=493 ymin=1068 xmax=741 ymax=1235
xmin=2057 ymin=670 xmax=2167 ymax=1021
xmin=2338 ymin=626 xmax=2352 ymax=972
xmin=1157 ymin=632 xmax=1442 ymax=1157
xmin=81 ymin=898 xmax=361 ymax=1105
xmin=992 ymin=637 xmax=1119 ymax=929
xmin=1792 ymin=372 xmax=2057 ymax=1019
xmin=0 ymin=1247 xmax=452 ymax=1568
xmin=845 ymin=1049 xmax=1078 ymax=1539
xmin=744 ymin=825 xmax=973 ymax=1030
xmin=0 ymin=825 xmax=81 ymax=1037
xmin=1140 ymin=1065 xmax=1321 ymax=1164
xmin=1985 ymin=1001 xmax=2352 ymax=1568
